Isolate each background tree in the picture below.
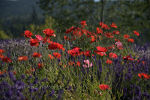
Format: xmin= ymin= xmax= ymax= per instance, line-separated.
xmin=37 ymin=0 xmax=96 ymax=31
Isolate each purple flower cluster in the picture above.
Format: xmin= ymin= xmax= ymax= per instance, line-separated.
xmin=0 ymin=71 xmax=66 ymax=100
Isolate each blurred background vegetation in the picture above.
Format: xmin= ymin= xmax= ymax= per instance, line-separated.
xmin=0 ymin=0 xmax=150 ymax=43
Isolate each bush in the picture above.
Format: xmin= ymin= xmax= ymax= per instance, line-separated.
xmin=0 ymin=30 xmax=10 ymax=39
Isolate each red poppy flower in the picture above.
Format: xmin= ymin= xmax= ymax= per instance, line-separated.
xmin=99 ymin=22 xmax=110 ymax=30
xmin=83 ymin=50 xmax=91 ymax=57
xmin=66 ymin=26 xmax=77 ymax=34
xmin=68 ymin=47 xmax=81 ymax=56
xmin=105 ymin=32 xmax=114 ymax=38
xmin=48 ymin=54 xmax=54 ymax=60
xmin=96 ymin=27 xmax=103 ymax=34
xmin=127 ymin=38 xmax=134 ymax=43
xmin=123 ymin=55 xmax=134 ymax=61
xmin=48 ymin=42 xmax=64 ymax=50
xmin=43 ymin=28 xmax=54 ymax=37
xmin=0 ymin=54 xmax=4 ymax=59
xmin=124 ymin=34 xmax=130 ymax=39
xmin=113 ymin=31 xmax=120 ymax=35
xmin=35 ymin=35 xmax=43 ymax=41
xmin=18 ymin=56 xmax=28 ymax=61
xmin=0 ymin=49 xmax=5 ymax=54
xmin=76 ymin=61 xmax=81 ymax=67
xmin=24 ymin=30 xmax=33 ymax=38
xmin=96 ymin=46 xmax=107 ymax=52
xmin=109 ymin=52 xmax=118 ymax=59
xmin=0 ymin=70 xmax=3 ymax=75
xmin=30 ymin=38 xmax=39 ymax=47
xmin=53 ymin=52 xmax=61 ymax=59
xmin=106 ymin=59 xmax=112 ymax=64
xmin=133 ymin=31 xmax=140 ymax=36
xmin=2 ymin=57 xmax=12 ymax=63
xmin=0 ymin=70 xmax=6 ymax=75
xmin=38 ymin=63 xmax=43 ymax=69
xmin=32 ymin=52 xmax=42 ymax=58
xmin=80 ymin=21 xmax=87 ymax=27
xmin=138 ymin=73 xmax=149 ymax=79
xmin=110 ymin=22 xmax=117 ymax=28
xmin=106 ymin=45 xmax=115 ymax=50
xmin=64 ymin=36 xmax=69 ymax=40
xmin=90 ymin=36 xmax=96 ymax=43
xmin=95 ymin=51 xmax=106 ymax=56
xmin=99 ymin=84 xmax=110 ymax=90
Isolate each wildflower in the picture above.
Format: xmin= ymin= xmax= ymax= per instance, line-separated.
xmin=0 ymin=49 xmax=5 ymax=54
xmin=1 ymin=57 xmax=12 ymax=63
xmin=90 ymin=36 xmax=96 ymax=43
xmin=123 ymin=55 xmax=134 ymax=61
xmin=48 ymin=54 xmax=54 ymax=60
xmin=0 ymin=70 xmax=6 ymax=75
xmin=99 ymin=84 xmax=110 ymax=90
xmin=124 ymin=34 xmax=130 ymax=39
xmin=48 ymin=42 xmax=64 ymax=50
xmin=105 ymin=32 xmax=114 ymax=38
xmin=30 ymin=38 xmax=39 ymax=47
xmin=18 ymin=56 xmax=28 ymax=61
xmin=64 ymin=36 xmax=69 ymax=40
xmin=66 ymin=26 xmax=77 ymax=34
xmin=32 ymin=52 xmax=42 ymax=58
xmin=68 ymin=47 xmax=81 ymax=57
xmin=138 ymin=73 xmax=149 ymax=79
xmin=128 ymin=38 xmax=134 ymax=43
xmin=80 ymin=21 xmax=87 ymax=27
xmin=43 ymin=28 xmax=54 ymax=37
xmin=83 ymin=50 xmax=91 ymax=57
xmin=107 ymin=45 xmax=115 ymax=50
xmin=53 ymin=52 xmax=61 ymax=59
xmin=133 ymin=30 xmax=140 ymax=36
xmin=106 ymin=59 xmax=112 ymax=64
xmin=24 ymin=30 xmax=33 ymax=38
xmin=99 ymin=22 xmax=110 ymax=30
xmin=38 ymin=63 xmax=43 ymax=69
xmin=35 ymin=35 xmax=43 ymax=41
xmin=115 ymin=41 xmax=123 ymax=50
xmin=110 ymin=22 xmax=117 ymax=28
xmin=95 ymin=51 xmax=106 ymax=56
xmin=0 ymin=54 xmax=4 ymax=59
xmin=96 ymin=46 xmax=107 ymax=52
xmin=113 ymin=30 xmax=120 ymax=35
xmin=83 ymin=59 xmax=93 ymax=68
xmin=96 ymin=27 xmax=103 ymax=34
xmin=109 ymin=52 xmax=118 ymax=59
xmin=76 ymin=61 xmax=81 ymax=67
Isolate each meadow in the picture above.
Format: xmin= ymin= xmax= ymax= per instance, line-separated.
xmin=0 ymin=21 xmax=150 ymax=100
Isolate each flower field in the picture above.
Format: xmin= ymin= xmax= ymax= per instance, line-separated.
xmin=0 ymin=21 xmax=150 ymax=100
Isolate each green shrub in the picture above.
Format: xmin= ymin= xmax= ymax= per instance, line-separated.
xmin=0 ymin=30 xmax=10 ymax=39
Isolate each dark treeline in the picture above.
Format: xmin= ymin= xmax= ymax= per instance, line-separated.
xmin=0 ymin=0 xmax=150 ymax=43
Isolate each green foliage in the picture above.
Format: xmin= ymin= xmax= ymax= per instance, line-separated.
xmin=37 ymin=0 xmax=96 ymax=29
xmin=0 ymin=30 xmax=10 ymax=39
